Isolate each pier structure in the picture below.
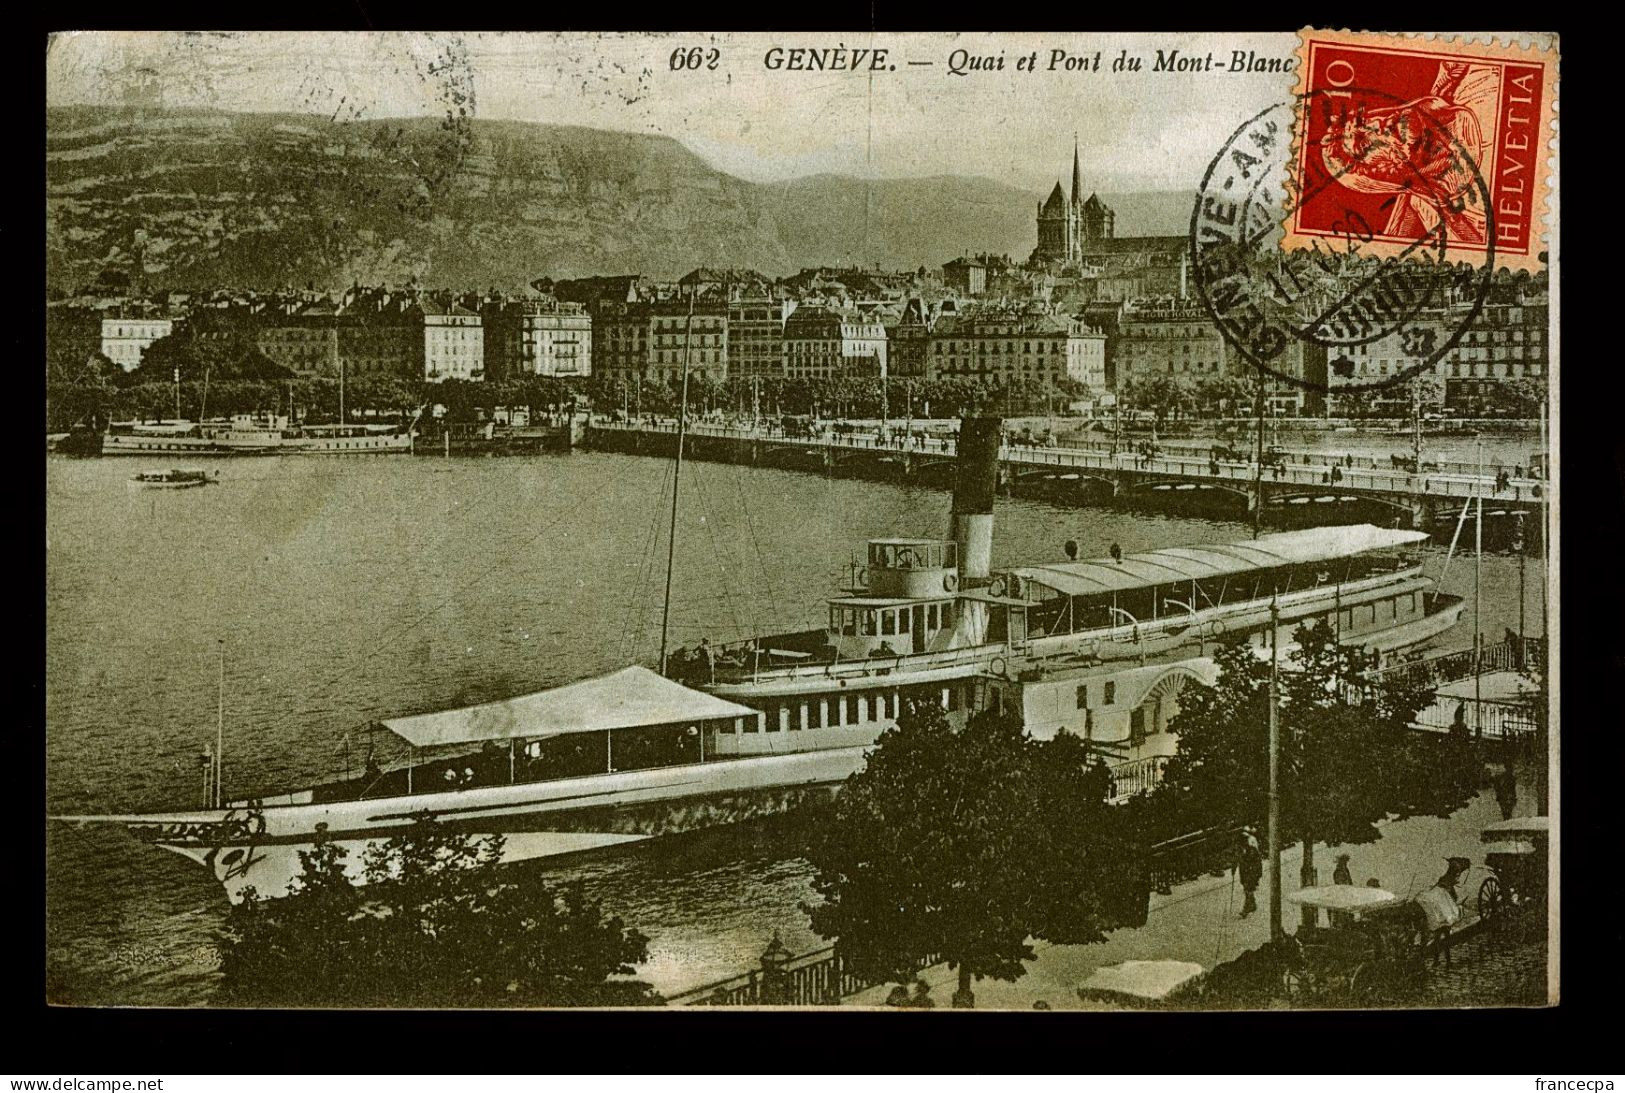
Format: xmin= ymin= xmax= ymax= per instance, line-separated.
xmin=585 ymin=421 xmax=1544 ymax=532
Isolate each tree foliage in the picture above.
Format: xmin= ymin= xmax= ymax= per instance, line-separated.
xmin=217 ymin=818 xmax=658 ymax=1008
xmin=1159 ymin=623 xmax=1481 ymax=853
xmin=804 ymin=700 xmax=1138 ymax=1005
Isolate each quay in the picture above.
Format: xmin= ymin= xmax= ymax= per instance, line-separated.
xmin=585 ymin=421 xmax=1546 ymax=532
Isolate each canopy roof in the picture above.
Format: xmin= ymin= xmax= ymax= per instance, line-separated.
xmin=381 ymin=666 xmax=760 ymax=749
xmin=1077 ymin=961 xmax=1204 ymax=1001
xmin=1009 ymin=525 xmax=1429 ymax=598
xmin=1288 ymin=885 xmax=1400 ymax=910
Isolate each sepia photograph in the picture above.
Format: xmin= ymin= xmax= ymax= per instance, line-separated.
xmin=44 ymin=29 xmax=1559 ymax=1016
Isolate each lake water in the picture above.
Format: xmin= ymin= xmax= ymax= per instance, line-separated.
xmin=44 ymin=447 xmax=1548 ymax=1006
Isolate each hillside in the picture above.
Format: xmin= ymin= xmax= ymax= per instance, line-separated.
xmin=46 ymin=106 xmax=1190 ymax=292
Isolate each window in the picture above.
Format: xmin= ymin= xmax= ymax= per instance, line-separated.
xmin=881 ymin=611 xmax=896 ymax=636
xmin=1103 ymin=681 xmax=1116 ymax=705
xmin=743 ymin=713 xmax=758 ymax=733
xmin=861 ymin=612 xmax=877 ymax=636
xmin=844 ymin=695 xmax=857 ymax=724
xmin=1076 ymin=684 xmax=1089 ymax=709
xmin=765 ymin=706 xmax=780 ymax=732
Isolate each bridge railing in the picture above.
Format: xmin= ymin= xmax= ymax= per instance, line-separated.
xmin=590 ymin=422 xmax=1539 ymax=502
xmin=664 ymin=943 xmax=946 ymax=1007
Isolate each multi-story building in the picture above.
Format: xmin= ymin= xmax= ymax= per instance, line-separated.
xmin=783 ymin=305 xmax=888 ymax=380
xmin=1112 ymin=299 xmax=1234 ymax=386
xmin=100 ymin=314 xmax=175 ymax=371
xmin=421 ymin=301 xmax=484 ymax=382
xmin=335 ymin=293 xmax=422 ymax=381
xmin=926 ymin=306 xmax=1105 ymax=389
xmin=483 ymin=298 xmax=592 ymax=381
xmin=727 ymin=283 xmax=794 ymax=381
xmin=1321 ymin=286 xmax=1547 ymax=417
xmin=942 ymin=257 xmax=988 ymax=297
xmin=255 ymin=305 xmax=341 ymax=378
xmin=1111 ymin=297 xmax=1323 ymax=415
xmin=1438 ymin=296 xmax=1549 ymax=415
xmin=648 ymin=293 xmax=728 ymax=385
xmin=591 ymin=300 xmax=651 ymax=380
xmin=887 ymin=298 xmax=937 ymax=381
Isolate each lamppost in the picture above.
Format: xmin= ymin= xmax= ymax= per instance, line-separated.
xmin=758 ymin=932 xmax=792 ymax=1005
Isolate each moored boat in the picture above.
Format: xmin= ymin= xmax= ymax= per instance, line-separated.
xmin=102 ymin=413 xmax=416 ymax=456
xmin=56 ymin=415 xmax=1467 ymax=904
xmin=130 ymin=468 xmax=217 ymax=488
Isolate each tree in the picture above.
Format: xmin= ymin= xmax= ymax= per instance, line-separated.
xmin=804 ymin=700 xmax=1137 ymax=1008
xmin=1121 ymin=375 xmax=1193 ymax=424
xmin=1159 ymin=624 xmax=1481 ymax=891
xmin=217 ymin=818 xmax=658 ymax=1008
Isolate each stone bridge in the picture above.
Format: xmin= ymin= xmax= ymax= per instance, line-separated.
xmin=585 ymin=422 xmax=1545 ymax=532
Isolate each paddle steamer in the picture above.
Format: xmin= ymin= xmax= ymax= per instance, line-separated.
xmin=57 ymin=416 xmax=1464 ymax=903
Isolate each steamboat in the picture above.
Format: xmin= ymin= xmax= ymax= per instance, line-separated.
xmin=55 ymin=416 xmax=1465 ymax=904
xmin=101 ymin=413 xmax=415 ymax=456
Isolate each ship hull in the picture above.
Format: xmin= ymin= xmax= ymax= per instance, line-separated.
xmin=67 ymin=746 xmax=869 ymax=903
xmin=102 ymin=433 xmax=412 ymax=456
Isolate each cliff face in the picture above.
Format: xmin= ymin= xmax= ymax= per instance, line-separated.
xmin=47 ymin=106 xmax=1189 ymax=292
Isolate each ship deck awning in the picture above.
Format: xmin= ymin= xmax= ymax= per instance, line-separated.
xmin=380 ymin=666 xmax=761 ymax=748
xmin=1009 ymin=525 xmax=1429 ymax=598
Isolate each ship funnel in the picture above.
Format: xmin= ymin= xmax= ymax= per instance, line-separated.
xmin=951 ymin=416 xmax=1001 ymax=586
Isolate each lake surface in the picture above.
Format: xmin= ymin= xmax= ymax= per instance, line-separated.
xmin=44 ymin=447 xmax=1548 ymax=1006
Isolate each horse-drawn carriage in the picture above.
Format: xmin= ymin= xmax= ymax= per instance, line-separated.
xmin=1279 ymin=886 xmax=1430 ymax=1003
xmin=1478 ymin=816 xmax=1549 ymax=922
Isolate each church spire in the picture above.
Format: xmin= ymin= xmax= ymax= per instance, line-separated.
xmin=1071 ymin=134 xmax=1082 ymax=206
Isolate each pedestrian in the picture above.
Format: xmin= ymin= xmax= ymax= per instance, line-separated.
xmin=1450 ymin=702 xmax=1470 ymax=740
xmin=1494 ymin=765 xmax=1518 ymax=819
xmin=1326 ymin=852 xmax=1356 ymax=926
xmin=1416 ymin=857 xmax=1471 ymax=965
xmin=909 ymin=980 xmax=935 ymax=1009
xmin=1236 ymin=827 xmax=1263 ymax=917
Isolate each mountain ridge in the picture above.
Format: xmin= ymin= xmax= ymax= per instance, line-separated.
xmin=46 ymin=105 xmax=1194 ymax=292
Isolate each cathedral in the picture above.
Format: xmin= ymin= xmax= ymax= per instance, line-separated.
xmin=1032 ymin=142 xmax=1115 ymax=265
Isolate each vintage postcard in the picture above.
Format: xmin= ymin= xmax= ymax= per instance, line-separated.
xmin=45 ymin=30 xmax=1557 ymax=1011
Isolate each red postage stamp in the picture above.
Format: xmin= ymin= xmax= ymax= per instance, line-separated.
xmin=1284 ymin=29 xmax=1557 ymax=272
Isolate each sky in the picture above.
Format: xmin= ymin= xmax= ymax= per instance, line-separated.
xmin=46 ymin=31 xmax=1300 ymax=193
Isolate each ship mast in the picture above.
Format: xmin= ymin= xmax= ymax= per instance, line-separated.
xmin=1474 ymin=433 xmax=1483 ymax=738
xmin=658 ymin=287 xmax=697 ymax=676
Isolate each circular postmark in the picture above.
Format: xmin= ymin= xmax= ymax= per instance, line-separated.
xmin=1190 ymin=87 xmax=1497 ymax=400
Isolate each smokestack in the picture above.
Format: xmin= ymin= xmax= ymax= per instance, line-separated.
xmin=951 ymin=416 xmax=1002 ymax=585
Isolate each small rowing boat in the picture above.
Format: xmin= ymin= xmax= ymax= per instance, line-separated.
xmin=131 ymin=468 xmax=216 ymax=489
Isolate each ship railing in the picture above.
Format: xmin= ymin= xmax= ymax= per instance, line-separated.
xmin=1106 ymin=755 xmax=1170 ymax=803
xmin=716 ymin=642 xmax=1009 ymax=686
xmin=1369 ymin=636 xmax=1543 ymax=689
xmin=1412 ymin=695 xmax=1540 ymax=742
